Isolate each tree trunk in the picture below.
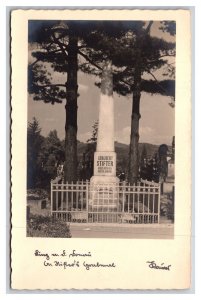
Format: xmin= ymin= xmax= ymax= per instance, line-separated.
xmin=128 ymin=23 xmax=153 ymax=184
xmin=128 ymin=68 xmax=141 ymax=184
xmin=64 ymin=31 xmax=78 ymax=183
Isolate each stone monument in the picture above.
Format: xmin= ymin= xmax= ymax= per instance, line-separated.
xmin=89 ymin=61 xmax=119 ymax=221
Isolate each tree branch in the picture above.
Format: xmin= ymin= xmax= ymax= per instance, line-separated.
xmin=44 ymin=42 xmax=54 ymax=51
xmin=37 ymin=83 xmax=66 ymax=88
xmin=117 ymin=77 xmax=132 ymax=88
xmin=52 ymin=34 xmax=68 ymax=57
xmin=45 ymin=48 xmax=63 ymax=55
xmin=29 ymin=59 xmax=40 ymax=67
xmin=147 ymin=54 xmax=175 ymax=65
xmin=145 ymin=69 xmax=170 ymax=95
xmin=78 ymin=44 xmax=87 ymax=50
xmin=78 ymin=50 xmax=103 ymax=71
xmin=145 ymin=21 xmax=153 ymax=34
xmin=79 ymin=50 xmax=132 ymax=89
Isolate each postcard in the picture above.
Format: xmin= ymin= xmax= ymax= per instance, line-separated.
xmin=11 ymin=9 xmax=191 ymax=289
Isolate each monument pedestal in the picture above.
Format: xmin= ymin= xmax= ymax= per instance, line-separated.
xmin=90 ymin=175 xmax=119 ymax=185
xmin=89 ymin=178 xmax=119 ymax=222
xmin=89 ymin=152 xmax=120 ymax=222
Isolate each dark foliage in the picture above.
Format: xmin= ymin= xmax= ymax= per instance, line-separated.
xmin=27 ymin=214 xmax=71 ymax=238
xmin=27 ymin=189 xmax=49 ymax=200
xmin=27 ymin=118 xmax=44 ymax=189
xmin=141 ymin=79 xmax=175 ymax=97
xmin=159 ymin=21 xmax=176 ymax=36
xmin=27 ymin=119 xmax=65 ymax=190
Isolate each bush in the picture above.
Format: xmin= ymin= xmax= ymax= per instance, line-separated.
xmin=27 ymin=189 xmax=49 ymax=200
xmin=27 ymin=214 xmax=71 ymax=238
xmin=160 ymin=195 xmax=174 ymax=222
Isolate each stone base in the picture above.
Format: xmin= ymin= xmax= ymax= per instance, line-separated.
xmin=90 ymin=175 xmax=119 ymax=185
xmin=89 ymin=176 xmax=120 ymax=214
xmin=89 ymin=213 xmax=118 ymax=223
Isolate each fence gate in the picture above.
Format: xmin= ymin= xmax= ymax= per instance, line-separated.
xmin=51 ymin=180 xmax=160 ymax=224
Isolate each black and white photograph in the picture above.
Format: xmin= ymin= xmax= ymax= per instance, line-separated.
xmin=27 ymin=19 xmax=175 ymax=239
xmin=11 ymin=9 xmax=191 ymax=290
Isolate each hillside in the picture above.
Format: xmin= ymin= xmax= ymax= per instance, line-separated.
xmin=77 ymin=140 xmax=170 ymax=161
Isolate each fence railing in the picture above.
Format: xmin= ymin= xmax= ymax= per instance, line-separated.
xmin=51 ymin=180 xmax=160 ymax=224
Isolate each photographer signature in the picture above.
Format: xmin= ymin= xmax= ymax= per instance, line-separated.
xmin=146 ymin=261 xmax=171 ymax=271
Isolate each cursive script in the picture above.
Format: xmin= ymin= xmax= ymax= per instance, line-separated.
xmin=146 ymin=261 xmax=171 ymax=271
xmin=34 ymin=249 xmax=116 ymax=271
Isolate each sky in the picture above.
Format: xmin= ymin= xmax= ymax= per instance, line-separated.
xmin=28 ymin=21 xmax=175 ymax=146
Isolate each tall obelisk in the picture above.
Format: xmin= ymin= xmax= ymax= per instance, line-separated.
xmin=90 ymin=61 xmax=119 ymax=185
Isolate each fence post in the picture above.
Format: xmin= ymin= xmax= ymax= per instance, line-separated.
xmin=158 ymin=183 xmax=161 ymax=224
xmin=61 ymin=181 xmax=64 ymax=212
xmin=122 ymin=181 xmax=125 ymax=213
xmin=86 ymin=181 xmax=89 ymax=222
xmin=50 ymin=180 xmax=53 ymax=217
xmin=161 ymin=182 xmax=164 ymax=195
xmin=172 ymin=185 xmax=175 ymax=222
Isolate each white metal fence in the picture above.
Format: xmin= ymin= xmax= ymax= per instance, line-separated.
xmin=51 ymin=180 xmax=160 ymax=224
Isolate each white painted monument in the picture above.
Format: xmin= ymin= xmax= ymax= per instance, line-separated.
xmin=89 ymin=61 xmax=119 ymax=221
xmin=90 ymin=61 xmax=119 ymax=185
